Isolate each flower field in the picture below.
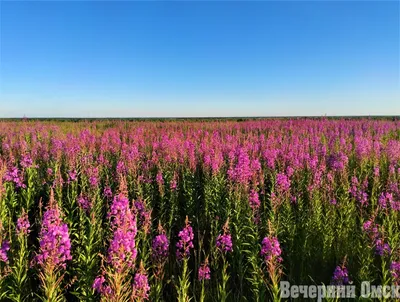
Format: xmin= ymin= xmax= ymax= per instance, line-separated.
xmin=0 ymin=118 xmax=399 ymax=301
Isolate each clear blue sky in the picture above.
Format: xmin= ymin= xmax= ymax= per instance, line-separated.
xmin=0 ymin=1 xmax=399 ymax=117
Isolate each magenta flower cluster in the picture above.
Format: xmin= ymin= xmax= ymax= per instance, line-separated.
xmin=77 ymin=194 xmax=91 ymax=212
xmin=68 ymin=169 xmax=77 ymax=182
xmin=349 ymin=176 xmax=368 ymax=206
xmin=261 ymin=236 xmax=282 ymax=263
xmin=363 ymin=220 xmax=391 ymax=256
xmin=16 ymin=212 xmax=30 ymax=236
xmin=135 ymin=199 xmax=152 ymax=234
xmin=378 ymin=191 xmax=400 ymax=211
xmin=152 ymin=233 xmax=169 ymax=262
xmin=176 ymin=219 xmax=194 ymax=260
xmin=4 ymin=166 xmax=25 ymax=188
xmin=331 ymin=266 xmax=350 ymax=285
xmin=198 ymin=262 xmax=211 ymax=281
xmin=390 ymin=261 xmax=400 ymax=284
xmin=35 ymin=206 xmax=72 ymax=269
xmin=0 ymin=240 xmax=10 ymax=262
xmin=362 ymin=220 xmax=378 ymax=237
xmin=275 ymin=173 xmax=290 ymax=193
xmin=327 ymin=152 xmax=348 ymax=172
xmin=20 ymin=154 xmax=33 ymax=168
xmin=375 ymin=239 xmax=391 ymax=256
xmin=107 ymin=194 xmax=137 ymax=271
xmin=216 ymin=233 xmax=233 ymax=254
xmin=249 ymin=189 xmax=261 ymax=211
xmin=132 ymin=272 xmax=150 ymax=300
xmin=103 ymin=186 xmax=113 ymax=199
xmin=92 ymin=275 xmax=112 ymax=296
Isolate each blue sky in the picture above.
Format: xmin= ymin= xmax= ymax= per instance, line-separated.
xmin=0 ymin=1 xmax=399 ymax=117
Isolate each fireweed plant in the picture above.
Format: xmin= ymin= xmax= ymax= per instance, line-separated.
xmin=215 ymin=219 xmax=233 ymax=302
xmin=0 ymin=118 xmax=399 ymax=301
xmin=34 ymin=190 xmax=72 ymax=302
xmin=176 ymin=216 xmax=194 ymax=302
xmin=198 ymin=257 xmax=210 ymax=302
xmin=150 ymin=222 xmax=169 ymax=301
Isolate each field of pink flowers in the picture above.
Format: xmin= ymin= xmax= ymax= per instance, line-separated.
xmin=0 ymin=118 xmax=399 ymax=301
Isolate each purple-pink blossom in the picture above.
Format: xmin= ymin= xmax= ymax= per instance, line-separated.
xmin=176 ymin=217 xmax=194 ymax=260
xmin=16 ymin=212 xmax=30 ymax=236
xmin=0 ymin=240 xmax=10 ymax=262
xmin=93 ymin=275 xmax=113 ymax=297
xmin=275 ymin=173 xmax=290 ymax=193
xmin=35 ymin=205 xmax=72 ymax=269
xmin=198 ymin=261 xmax=211 ymax=281
xmin=390 ymin=261 xmax=400 ymax=284
xmin=331 ymin=265 xmax=350 ymax=285
xmin=216 ymin=233 xmax=233 ymax=254
xmin=152 ymin=233 xmax=169 ymax=262
xmin=107 ymin=194 xmax=137 ymax=271
xmin=249 ymin=189 xmax=260 ymax=210
xmin=261 ymin=236 xmax=282 ymax=263
xmin=77 ymin=194 xmax=91 ymax=212
xmin=132 ymin=271 xmax=150 ymax=300
xmin=4 ymin=166 xmax=25 ymax=188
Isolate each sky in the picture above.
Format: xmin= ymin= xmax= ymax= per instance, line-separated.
xmin=0 ymin=1 xmax=399 ymax=118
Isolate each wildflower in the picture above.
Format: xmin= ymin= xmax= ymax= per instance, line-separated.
xmin=87 ymin=167 xmax=99 ymax=187
xmin=362 ymin=220 xmax=379 ymax=241
xmin=176 ymin=216 xmax=194 ymax=260
xmin=327 ymin=152 xmax=348 ymax=172
xmin=156 ymin=171 xmax=164 ymax=186
xmin=261 ymin=236 xmax=282 ymax=263
xmin=103 ymin=186 xmax=113 ymax=199
xmin=35 ymin=204 xmax=72 ymax=270
xmin=135 ymin=199 xmax=152 ymax=234
xmin=152 ymin=233 xmax=169 ymax=262
xmin=349 ymin=176 xmax=368 ymax=206
xmin=249 ymin=189 xmax=260 ymax=210
xmin=0 ymin=240 xmax=10 ymax=262
xmin=375 ymin=239 xmax=391 ymax=256
xmin=363 ymin=220 xmax=390 ymax=256
xmin=170 ymin=173 xmax=178 ymax=191
xmin=93 ymin=275 xmax=106 ymax=293
xmin=68 ymin=170 xmax=77 ymax=182
xmin=275 ymin=173 xmax=290 ymax=193
xmin=386 ymin=140 xmax=400 ymax=163
xmin=227 ymin=147 xmax=252 ymax=184
xmin=286 ymin=166 xmax=294 ymax=177
xmin=89 ymin=176 xmax=98 ymax=187
xmin=16 ymin=211 xmax=30 ymax=236
xmin=93 ymin=275 xmax=113 ymax=297
xmin=354 ymin=136 xmax=372 ymax=159
xmin=134 ymin=199 xmax=145 ymax=213
xmin=363 ymin=220 xmax=374 ymax=232
xmin=373 ymin=166 xmax=380 ymax=177
xmin=21 ymin=154 xmax=33 ymax=168
xmin=391 ymin=200 xmax=400 ymax=211
xmin=216 ymin=219 xmax=233 ymax=254
xmin=77 ymin=194 xmax=91 ymax=211
xmin=132 ymin=263 xmax=150 ymax=301
xmin=107 ymin=194 xmax=137 ymax=271
xmin=390 ymin=261 xmax=400 ymax=284
xmin=216 ymin=234 xmax=233 ymax=254
xmin=4 ymin=166 xmax=25 ymax=188
xmin=198 ymin=260 xmax=211 ymax=281
xmin=116 ymin=161 xmax=126 ymax=174
xmin=331 ymin=265 xmax=350 ymax=285
xmin=378 ymin=192 xmax=393 ymax=209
